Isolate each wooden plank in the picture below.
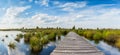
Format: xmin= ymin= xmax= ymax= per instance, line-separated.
xmin=51 ymin=52 xmax=103 ymax=55
xmin=50 ymin=32 xmax=104 ymax=55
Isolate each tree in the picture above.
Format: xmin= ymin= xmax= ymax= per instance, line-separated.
xmin=22 ymin=27 xmax=24 ymax=30
xmin=72 ymin=25 xmax=75 ymax=29
xmin=36 ymin=26 xmax=39 ymax=29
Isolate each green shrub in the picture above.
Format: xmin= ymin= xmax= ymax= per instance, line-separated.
xmin=17 ymin=33 xmax=23 ymax=38
xmin=24 ymin=33 xmax=31 ymax=42
xmin=115 ymin=38 xmax=120 ymax=48
xmin=40 ymin=32 xmax=45 ymax=37
xmin=15 ymin=33 xmax=23 ymax=42
xmin=40 ymin=36 xmax=49 ymax=44
xmin=15 ymin=37 xmax=20 ymax=42
xmin=35 ymin=32 xmax=41 ymax=38
xmin=30 ymin=36 xmax=42 ymax=52
xmin=57 ymin=31 xmax=61 ymax=37
xmin=77 ymin=30 xmax=84 ymax=36
xmin=103 ymin=31 xmax=119 ymax=43
xmin=62 ymin=30 xmax=68 ymax=35
xmin=93 ymin=32 xmax=102 ymax=40
xmin=83 ymin=31 xmax=95 ymax=39
xmin=48 ymin=32 xmax=56 ymax=41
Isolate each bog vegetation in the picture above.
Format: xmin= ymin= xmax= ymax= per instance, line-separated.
xmin=14 ymin=27 xmax=70 ymax=52
xmin=2 ymin=26 xmax=120 ymax=52
xmin=75 ymin=28 xmax=120 ymax=49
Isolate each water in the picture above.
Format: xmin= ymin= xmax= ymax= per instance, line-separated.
xmin=1 ymin=31 xmax=120 ymax=55
xmin=0 ymin=31 xmax=64 ymax=55
xmin=88 ymin=40 xmax=120 ymax=55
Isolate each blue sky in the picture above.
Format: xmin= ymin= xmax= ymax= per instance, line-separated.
xmin=0 ymin=0 xmax=120 ymax=29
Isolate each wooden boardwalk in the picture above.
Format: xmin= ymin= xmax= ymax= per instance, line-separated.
xmin=50 ymin=32 xmax=104 ymax=55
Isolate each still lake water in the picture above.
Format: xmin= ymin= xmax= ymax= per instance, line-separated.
xmin=0 ymin=31 xmax=120 ymax=55
xmin=88 ymin=40 xmax=120 ymax=55
xmin=0 ymin=31 xmax=64 ymax=55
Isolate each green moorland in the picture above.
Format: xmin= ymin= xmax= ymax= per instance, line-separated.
xmin=3 ymin=26 xmax=120 ymax=52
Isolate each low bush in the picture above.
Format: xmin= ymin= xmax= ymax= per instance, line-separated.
xmin=8 ymin=42 xmax=16 ymax=49
xmin=30 ymin=36 xmax=42 ymax=52
xmin=115 ymin=38 xmax=120 ymax=48
xmin=93 ymin=32 xmax=102 ymax=40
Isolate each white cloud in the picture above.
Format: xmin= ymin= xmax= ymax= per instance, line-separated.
xmin=53 ymin=1 xmax=60 ymax=5
xmin=34 ymin=0 xmax=38 ymax=4
xmin=0 ymin=6 xmax=31 ymax=28
xmin=41 ymin=0 xmax=49 ymax=6
xmin=31 ymin=13 xmax=58 ymax=24
xmin=58 ymin=1 xmax=87 ymax=12
xmin=0 ymin=7 xmax=59 ymax=28
xmin=34 ymin=0 xmax=49 ymax=6
xmin=1 ymin=4 xmax=120 ymax=29
xmin=71 ymin=6 xmax=120 ymax=28
xmin=49 ymin=4 xmax=120 ymax=29
xmin=5 ymin=6 xmax=30 ymax=18
xmin=60 ymin=2 xmax=86 ymax=8
xmin=29 ymin=0 xmax=32 ymax=2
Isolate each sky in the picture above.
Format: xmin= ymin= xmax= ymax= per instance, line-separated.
xmin=0 ymin=0 xmax=120 ymax=29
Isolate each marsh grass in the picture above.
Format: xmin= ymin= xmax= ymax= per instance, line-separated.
xmin=93 ymin=32 xmax=102 ymax=40
xmin=24 ymin=33 xmax=32 ymax=43
xmin=115 ymin=38 xmax=120 ymax=48
xmin=17 ymin=33 xmax=23 ymax=38
xmin=8 ymin=42 xmax=16 ymax=49
xmin=30 ymin=36 xmax=43 ymax=52
xmin=15 ymin=37 xmax=20 ymax=42
xmin=14 ymin=28 xmax=71 ymax=52
xmin=76 ymin=29 xmax=120 ymax=49
xmin=15 ymin=33 xmax=23 ymax=42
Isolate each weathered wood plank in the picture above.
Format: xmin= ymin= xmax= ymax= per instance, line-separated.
xmin=50 ymin=32 xmax=104 ymax=55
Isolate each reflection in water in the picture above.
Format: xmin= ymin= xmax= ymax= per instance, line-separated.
xmin=0 ymin=41 xmax=8 ymax=55
xmin=89 ymin=40 xmax=120 ymax=55
xmin=0 ymin=31 xmax=22 ymax=55
xmin=2 ymin=31 xmax=120 ymax=55
xmin=0 ymin=31 xmax=63 ymax=55
xmin=40 ymin=36 xmax=64 ymax=55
